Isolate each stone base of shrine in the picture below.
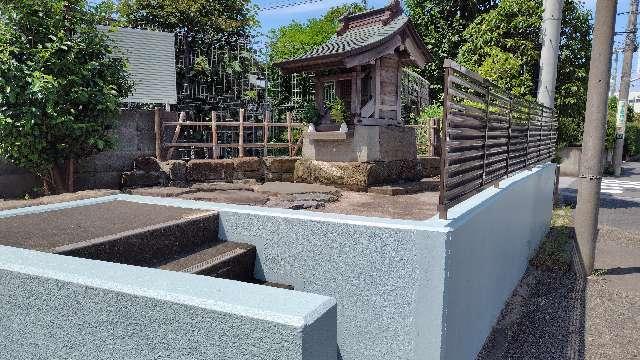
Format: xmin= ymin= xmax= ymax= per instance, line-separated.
xmin=302 ymin=125 xmax=417 ymax=163
xmin=293 ymin=158 xmax=423 ymax=192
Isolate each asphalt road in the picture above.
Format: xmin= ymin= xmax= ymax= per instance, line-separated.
xmin=560 ymin=161 xmax=640 ymax=233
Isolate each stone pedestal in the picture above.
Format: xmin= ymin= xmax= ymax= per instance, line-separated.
xmin=302 ymin=125 xmax=417 ymax=162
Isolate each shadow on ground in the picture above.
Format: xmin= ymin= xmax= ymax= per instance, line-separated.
xmin=560 ymin=188 xmax=640 ymax=210
xmin=477 ymin=212 xmax=586 ymax=359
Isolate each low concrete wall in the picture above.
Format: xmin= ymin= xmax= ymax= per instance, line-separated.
xmin=439 ymin=163 xmax=556 ymax=359
xmin=76 ymin=110 xmax=175 ymax=190
xmin=0 ymin=245 xmax=336 ymax=360
xmin=559 ymin=146 xmax=611 ymax=176
xmin=0 ymin=163 xmax=555 ymax=360
xmin=0 ymin=110 xmax=169 ymax=197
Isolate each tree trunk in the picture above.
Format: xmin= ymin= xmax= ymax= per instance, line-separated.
xmin=43 ymin=160 xmax=74 ymax=195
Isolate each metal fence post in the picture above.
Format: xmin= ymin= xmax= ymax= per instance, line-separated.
xmin=438 ymin=66 xmax=451 ymax=220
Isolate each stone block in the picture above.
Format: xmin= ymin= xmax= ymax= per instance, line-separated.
xmin=232 ymin=157 xmax=262 ymax=172
xmin=133 ymin=156 xmax=162 ymax=173
xmin=263 ymin=157 xmax=299 ymax=173
xmin=294 ymin=160 xmax=372 ymax=191
xmin=75 ymin=171 xmax=122 ymax=191
xmin=234 ymin=171 xmax=263 ymax=181
xmin=368 ymin=159 xmax=423 ymax=186
xmin=418 ymin=156 xmax=440 ymax=178
xmin=264 ymin=172 xmax=283 ymax=182
xmin=294 ymin=159 xmax=422 ymax=191
xmin=121 ymin=171 xmax=165 ymax=188
xmin=160 ymin=160 xmax=187 ymax=183
xmin=186 ymin=160 xmax=234 ymax=182
xmin=180 ymin=190 xmax=269 ymax=206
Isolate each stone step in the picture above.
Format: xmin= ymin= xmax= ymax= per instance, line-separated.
xmin=159 ymin=242 xmax=256 ymax=282
xmin=52 ymin=212 xmax=219 ymax=268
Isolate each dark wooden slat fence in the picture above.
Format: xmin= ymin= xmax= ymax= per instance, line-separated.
xmin=439 ymin=60 xmax=557 ymax=219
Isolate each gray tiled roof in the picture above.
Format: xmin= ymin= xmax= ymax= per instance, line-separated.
xmin=294 ymin=15 xmax=409 ymax=61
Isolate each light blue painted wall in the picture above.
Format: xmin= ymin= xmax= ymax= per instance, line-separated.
xmin=437 ymin=164 xmax=556 ymax=360
xmin=0 ymin=245 xmax=337 ymax=360
xmin=0 ymin=163 xmax=556 ymax=360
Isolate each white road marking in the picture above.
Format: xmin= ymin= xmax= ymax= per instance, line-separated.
xmin=600 ymin=179 xmax=640 ymax=195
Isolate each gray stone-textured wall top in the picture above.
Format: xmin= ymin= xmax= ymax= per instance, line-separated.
xmin=99 ymin=26 xmax=177 ymax=104
xmin=0 ymin=245 xmax=337 ymax=360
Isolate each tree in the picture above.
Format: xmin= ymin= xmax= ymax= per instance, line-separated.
xmin=457 ymin=0 xmax=592 ymax=147
xmin=404 ymin=0 xmax=497 ymax=100
xmin=0 ymin=0 xmax=133 ymax=193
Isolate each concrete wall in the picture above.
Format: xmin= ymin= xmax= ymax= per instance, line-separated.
xmin=0 ymin=163 xmax=556 ymax=360
xmin=0 ymin=245 xmax=336 ymax=360
xmin=75 ymin=110 xmax=174 ymax=190
xmin=439 ymin=163 xmax=556 ymax=359
xmin=0 ymin=159 xmax=38 ymax=198
xmin=0 ymin=110 xmax=167 ymax=197
xmin=559 ymin=146 xmax=611 ymax=176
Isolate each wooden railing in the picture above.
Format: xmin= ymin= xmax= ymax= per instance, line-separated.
xmin=439 ymin=60 xmax=557 ymax=219
xmin=154 ymin=109 xmax=305 ymax=160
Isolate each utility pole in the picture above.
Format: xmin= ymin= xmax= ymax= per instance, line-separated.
xmin=575 ymin=0 xmax=618 ymax=275
xmin=610 ymin=49 xmax=620 ymax=97
xmin=537 ymin=0 xmax=564 ymax=108
xmin=613 ymin=0 xmax=639 ymax=176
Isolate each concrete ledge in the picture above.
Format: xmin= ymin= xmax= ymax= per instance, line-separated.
xmin=0 ymin=245 xmax=337 ymax=360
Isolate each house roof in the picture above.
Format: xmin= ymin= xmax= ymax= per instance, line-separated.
xmin=275 ymin=1 xmax=428 ymax=74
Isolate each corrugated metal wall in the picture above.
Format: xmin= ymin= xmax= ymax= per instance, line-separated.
xmin=98 ymin=26 xmax=177 ymax=105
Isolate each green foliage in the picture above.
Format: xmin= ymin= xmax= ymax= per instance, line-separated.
xmin=300 ymin=101 xmax=320 ymax=125
xmin=625 ymin=122 xmax=640 ymax=157
xmin=405 ymin=0 xmax=497 ymax=99
xmin=457 ymin=0 xmax=592 ymax=147
xmin=328 ymin=98 xmax=347 ymax=124
xmin=267 ymin=3 xmax=366 ymax=64
xmin=116 ymin=0 xmax=257 ymax=44
xmin=0 ymin=0 xmax=133 ymax=179
xmin=530 ymin=206 xmax=573 ymax=272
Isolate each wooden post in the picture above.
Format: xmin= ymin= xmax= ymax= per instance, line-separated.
xmin=211 ymin=111 xmax=218 ymax=159
xmin=154 ymin=107 xmax=164 ymax=161
xmin=167 ymin=111 xmax=185 ymax=160
xmin=287 ymin=112 xmax=293 ymax=157
xmin=239 ymin=109 xmax=245 ymax=157
xmin=264 ymin=111 xmax=270 ymax=157
xmin=374 ymin=59 xmax=381 ymax=119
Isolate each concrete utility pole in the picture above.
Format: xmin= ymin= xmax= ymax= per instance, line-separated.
xmin=613 ymin=0 xmax=639 ymax=176
xmin=575 ymin=0 xmax=618 ymax=275
xmin=610 ymin=49 xmax=620 ymax=97
xmin=537 ymin=0 xmax=564 ymax=108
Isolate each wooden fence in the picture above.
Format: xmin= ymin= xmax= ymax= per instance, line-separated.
xmin=155 ymin=109 xmax=306 ymax=161
xmin=439 ymin=60 xmax=557 ymax=219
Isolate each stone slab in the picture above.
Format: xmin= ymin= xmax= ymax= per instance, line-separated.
xmin=180 ymin=190 xmax=269 ymax=206
xmin=263 ymin=157 xmax=299 ymax=173
xmin=255 ymin=182 xmax=341 ymax=196
xmin=121 ymin=171 xmax=165 ymax=188
xmin=186 ymin=160 xmax=235 ymax=182
xmin=191 ymin=182 xmax=255 ymax=192
xmin=128 ymin=187 xmax=196 ymax=198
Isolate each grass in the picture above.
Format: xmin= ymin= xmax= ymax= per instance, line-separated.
xmin=530 ymin=206 xmax=575 ymax=272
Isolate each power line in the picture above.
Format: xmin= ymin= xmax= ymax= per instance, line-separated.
xmin=259 ymin=0 xmax=330 ymax=11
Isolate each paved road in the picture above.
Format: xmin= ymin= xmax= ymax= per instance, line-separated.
xmin=560 ymin=162 xmax=640 ymax=233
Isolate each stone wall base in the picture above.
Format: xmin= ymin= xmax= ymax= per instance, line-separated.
xmin=294 ymin=159 xmax=423 ymax=191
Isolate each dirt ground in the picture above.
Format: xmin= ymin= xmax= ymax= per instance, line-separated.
xmin=315 ymin=190 xmax=439 ymax=220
